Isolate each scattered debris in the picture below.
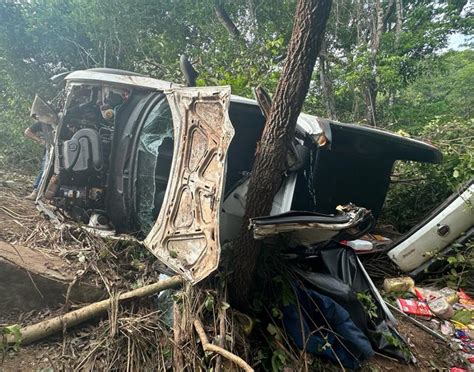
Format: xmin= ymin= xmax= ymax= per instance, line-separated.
xmin=396 ymin=299 xmax=432 ymax=319
xmin=286 ymin=243 xmax=412 ymax=367
xmin=381 ymin=273 xmax=474 ymax=370
xmin=386 ymin=301 xmax=448 ymax=342
xmin=384 ymin=277 xmax=415 ymax=293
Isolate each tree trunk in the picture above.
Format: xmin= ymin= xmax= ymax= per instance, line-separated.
xmin=215 ymin=2 xmax=241 ymax=38
xmin=365 ymin=0 xmax=384 ymax=127
xmin=229 ymin=0 xmax=332 ymax=308
xmin=395 ymin=0 xmax=403 ymax=46
xmin=364 ymin=82 xmax=377 ymax=127
xmin=319 ymin=41 xmax=337 ymax=120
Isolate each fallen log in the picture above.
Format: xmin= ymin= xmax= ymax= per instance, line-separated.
xmin=5 ymin=275 xmax=183 ymax=345
xmin=0 ymin=241 xmax=103 ymax=313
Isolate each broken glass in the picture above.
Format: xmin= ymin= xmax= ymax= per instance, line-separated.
xmin=135 ymin=98 xmax=174 ymax=235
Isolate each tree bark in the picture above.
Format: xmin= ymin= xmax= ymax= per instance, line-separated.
xmin=364 ymin=81 xmax=377 ymax=127
xmin=364 ymin=0 xmax=384 ymax=127
xmin=215 ymin=2 xmax=241 ymax=38
xmin=173 ymin=302 xmax=185 ymax=371
xmin=229 ymin=0 xmax=332 ymax=308
xmin=382 ymin=0 xmax=396 ymax=27
xmin=395 ymin=0 xmax=403 ymax=46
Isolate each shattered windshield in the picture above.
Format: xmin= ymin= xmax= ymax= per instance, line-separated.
xmin=135 ymin=97 xmax=174 ymax=235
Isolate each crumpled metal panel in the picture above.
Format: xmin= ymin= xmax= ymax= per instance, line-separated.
xmin=249 ymin=205 xmax=374 ymax=245
xmin=144 ymin=86 xmax=234 ymax=283
xmin=297 ymin=113 xmax=332 ymax=148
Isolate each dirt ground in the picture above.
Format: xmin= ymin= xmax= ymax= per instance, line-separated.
xmin=0 ymin=170 xmax=469 ymax=371
xmin=0 ymin=171 xmax=41 ymax=243
xmin=367 ymin=318 xmax=464 ymax=371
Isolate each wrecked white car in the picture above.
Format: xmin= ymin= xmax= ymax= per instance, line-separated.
xmin=34 ymin=68 xmax=442 ymax=283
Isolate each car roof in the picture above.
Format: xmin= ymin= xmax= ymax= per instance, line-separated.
xmin=65 ymin=69 xmax=177 ymax=91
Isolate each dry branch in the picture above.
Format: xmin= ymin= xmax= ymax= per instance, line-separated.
xmin=194 ymin=318 xmax=254 ymax=372
xmin=5 ymin=275 xmax=183 ymax=345
xmin=173 ymin=301 xmax=186 ymax=370
xmin=214 ymin=2 xmax=241 ymax=38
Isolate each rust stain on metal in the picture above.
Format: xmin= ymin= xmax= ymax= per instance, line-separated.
xmin=144 ymin=87 xmax=234 ymax=283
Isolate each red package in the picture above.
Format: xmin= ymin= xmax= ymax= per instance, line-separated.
xmin=414 ymin=287 xmax=425 ymax=301
xmin=396 ymin=298 xmax=432 ymax=318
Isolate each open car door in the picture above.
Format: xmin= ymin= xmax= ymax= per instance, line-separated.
xmin=30 ymin=94 xmax=58 ymax=128
xmin=144 ymin=86 xmax=234 ymax=283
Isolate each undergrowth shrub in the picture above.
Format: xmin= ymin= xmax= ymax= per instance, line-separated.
xmin=381 ymin=116 xmax=473 ymax=232
xmin=0 ymin=94 xmax=42 ymax=174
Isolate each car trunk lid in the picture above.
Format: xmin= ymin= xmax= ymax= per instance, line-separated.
xmin=144 ymin=86 xmax=234 ymax=283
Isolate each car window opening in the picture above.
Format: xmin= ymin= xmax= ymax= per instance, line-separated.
xmin=134 ymin=98 xmax=174 ymax=235
xmin=225 ymin=102 xmax=265 ymax=193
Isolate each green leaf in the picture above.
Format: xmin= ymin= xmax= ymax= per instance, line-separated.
xmin=447 ymin=256 xmax=458 ymax=265
xmin=220 ymin=301 xmax=230 ymax=310
xmin=271 ymin=307 xmax=283 ymax=319
xmin=266 ymin=323 xmax=278 ymax=336
xmin=2 ymin=324 xmax=22 ymax=351
xmin=451 ymin=310 xmax=473 ymax=325
xmin=204 ymin=293 xmax=215 ymax=311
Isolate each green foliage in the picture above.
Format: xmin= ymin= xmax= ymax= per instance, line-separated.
xmin=389 ymin=50 xmax=474 ymax=126
xmin=305 ymin=0 xmax=471 ymax=123
xmin=0 ymin=91 xmax=42 ymax=172
xmin=441 ymin=240 xmax=474 ymax=293
xmin=356 ymin=291 xmax=378 ymax=320
xmin=451 ymin=309 xmax=473 ymax=325
xmin=270 ymin=348 xmax=288 ymax=372
xmin=204 ymin=291 xmax=215 ymax=312
xmin=379 ymin=50 xmax=473 ymax=232
xmin=381 ymin=331 xmax=411 ymax=359
xmin=1 ymin=324 xmax=22 ymax=354
xmin=0 ymin=2 xmax=471 ymax=370
xmin=381 ymin=116 xmax=473 ymax=231
xmin=0 ymin=0 xmax=296 ymax=170
xmin=271 ymin=275 xmax=295 ymax=307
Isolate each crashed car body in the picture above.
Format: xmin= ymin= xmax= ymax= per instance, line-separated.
xmin=35 ymin=68 xmax=442 ymax=283
xmin=388 ymin=179 xmax=473 ymax=276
